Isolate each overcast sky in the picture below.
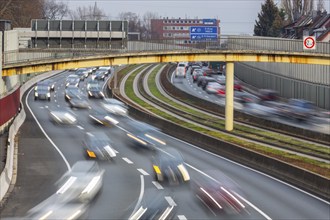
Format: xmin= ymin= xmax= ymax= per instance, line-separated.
xmin=60 ymin=0 xmax=330 ymax=35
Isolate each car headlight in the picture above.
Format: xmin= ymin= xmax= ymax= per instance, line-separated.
xmin=100 ymin=92 xmax=104 ymax=97
xmin=35 ymin=92 xmax=38 ymax=96
xmin=47 ymin=92 xmax=50 ymax=97
xmin=75 ymin=83 xmax=79 ymax=87
xmin=66 ymin=83 xmax=69 ymax=86
xmin=177 ymin=164 xmax=190 ymax=181
xmin=65 ymin=95 xmax=71 ymax=100
xmin=88 ymin=91 xmax=93 ymax=96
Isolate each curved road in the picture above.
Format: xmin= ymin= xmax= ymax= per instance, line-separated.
xmin=1 ymin=68 xmax=329 ymax=219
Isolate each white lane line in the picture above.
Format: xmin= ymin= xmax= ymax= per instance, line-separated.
xmin=57 ymin=105 xmax=60 ymax=108
xmin=165 ymin=196 xmax=177 ymax=206
xmin=178 ymin=215 xmax=187 ymax=220
xmin=39 ymin=106 xmax=44 ymax=109
xmin=194 ymin=88 xmax=197 ymax=90
xmin=152 ymin=181 xmax=164 ymax=190
xmin=54 ymin=100 xmax=57 ymax=103
xmin=54 ymin=94 xmax=56 ymax=97
xmin=234 ymin=192 xmax=272 ymax=220
xmin=122 ymin=157 xmax=133 ymax=164
xmin=137 ymin=168 xmax=149 ymax=176
xmin=113 ymin=149 xmax=119 ymax=154
xmin=45 ymin=106 xmax=48 ymax=108
xmin=26 ymin=88 xmax=71 ymax=171
xmin=198 ymin=92 xmax=202 ymax=94
xmin=205 ymin=96 xmax=209 ymax=99
xmin=76 ymin=125 xmax=84 ymax=130
xmin=129 ymin=175 xmax=145 ymax=218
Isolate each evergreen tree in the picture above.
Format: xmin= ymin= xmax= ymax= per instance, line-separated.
xmin=254 ymin=0 xmax=284 ymax=37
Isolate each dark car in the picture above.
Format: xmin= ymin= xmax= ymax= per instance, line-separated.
xmin=152 ymin=148 xmax=190 ymax=185
xmin=198 ymin=76 xmax=217 ymax=90
xmin=65 ymin=86 xmax=81 ymax=101
xmin=191 ymin=170 xmax=249 ymax=216
xmin=75 ymin=69 xmax=88 ymax=81
xmin=92 ymin=70 xmax=106 ymax=81
xmin=42 ymin=79 xmax=55 ymax=91
xmin=258 ymin=89 xmax=279 ymax=102
xmin=65 ymin=75 xmax=80 ymax=87
xmin=89 ymin=107 xmax=119 ymax=126
xmin=34 ymin=83 xmax=51 ymax=101
xmin=276 ymin=99 xmax=315 ymax=122
xmin=83 ymin=131 xmax=117 ymax=160
xmin=126 ymin=121 xmax=166 ymax=150
xmin=87 ymin=85 xmax=104 ymax=99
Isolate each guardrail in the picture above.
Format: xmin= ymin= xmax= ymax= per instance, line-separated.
xmin=3 ymin=36 xmax=329 ymax=65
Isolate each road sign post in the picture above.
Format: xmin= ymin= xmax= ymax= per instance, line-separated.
xmin=303 ymin=36 xmax=316 ymax=50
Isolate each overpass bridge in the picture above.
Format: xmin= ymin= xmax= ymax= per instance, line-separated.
xmin=1 ymin=36 xmax=330 ymax=131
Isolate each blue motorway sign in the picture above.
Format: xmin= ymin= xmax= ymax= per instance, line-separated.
xmin=203 ymin=19 xmax=217 ymax=25
xmin=189 ymin=26 xmax=218 ymax=41
xmin=190 ymin=34 xmax=218 ymax=41
xmin=190 ymin=26 xmax=218 ymax=34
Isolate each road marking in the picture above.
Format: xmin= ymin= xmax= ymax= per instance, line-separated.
xmin=129 ymin=175 xmax=145 ymax=218
xmin=165 ymin=196 xmax=177 ymax=206
xmin=45 ymin=106 xmax=48 ymax=108
xmin=122 ymin=157 xmax=133 ymax=164
xmin=54 ymin=100 xmax=57 ymax=103
xmin=152 ymin=181 xmax=163 ymax=190
xmin=76 ymin=125 xmax=84 ymax=130
xmin=205 ymin=96 xmax=209 ymax=99
xmin=137 ymin=168 xmax=149 ymax=176
xmin=39 ymin=106 xmax=44 ymax=109
xmin=178 ymin=215 xmax=187 ymax=220
xmin=26 ymin=88 xmax=71 ymax=171
xmin=57 ymin=105 xmax=60 ymax=108
xmin=194 ymin=88 xmax=197 ymax=90
xmin=54 ymin=94 xmax=56 ymax=97
xmin=113 ymin=149 xmax=119 ymax=154
xmin=198 ymin=92 xmax=202 ymax=94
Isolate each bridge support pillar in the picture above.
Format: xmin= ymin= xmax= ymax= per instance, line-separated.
xmin=225 ymin=62 xmax=234 ymax=131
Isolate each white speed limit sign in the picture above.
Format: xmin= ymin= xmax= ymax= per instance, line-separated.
xmin=303 ymin=36 xmax=316 ymax=50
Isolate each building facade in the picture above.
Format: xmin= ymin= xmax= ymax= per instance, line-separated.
xmin=151 ymin=18 xmax=220 ymax=44
xmin=30 ymin=19 xmax=128 ymax=49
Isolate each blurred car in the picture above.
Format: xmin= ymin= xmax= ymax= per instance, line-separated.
xmin=42 ymin=79 xmax=55 ymax=91
xmin=192 ymin=70 xmax=204 ymax=83
xmin=87 ymin=79 xmax=99 ymax=90
xmin=152 ymin=148 xmax=190 ymax=185
xmin=49 ymin=110 xmax=77 ymax=125
xmin=24 ymin=194 xmax=88 ymax=220
xmin=55 ymin=161 xmax=105 ymax=203
xmin=92 ymin=70 xmax=106 ymax=81
xmin=258 ymin=89 xmax=279 ymax=102
xmin=34 ymin=82 xmax=51 ymax=101
xmin=191 ymin=170 xmax=248 ymax=216
xmin=234 ymin=80 xmax=243 ymax=91
xmin=102 ymin=98 xmax=128 ymax=116
xmin=129 ymin=190 xmax=176 ymax=220
xmin=190 ymin=64 xmax=201 ymax=75
xmin=198 ymin=76 xmax=217 ymax=90
xmin=89 ymin=107 xmax=119 ymax=126
xmin=65 ymin=75 xmax=80 ymax=87
xmin=87 ymin=85 xmax=104 ymax=99
xmin=65 ymin=86 xmax=82 ymax=101
xmin=205 ymin=82 xmax=224 ymax=94
xmin=277 ymin=99 xmax=315 ymax=122
xmin=126 ymin=121 xmax=166 ymax=150
xmin=75 ymin=68 xmax=88 ymax=81
xmin=175 ymin=62 xmax=186 ymax=78
xmin=83 ymin=131 xmax=117 ymax=160
xmin=98 ymin=66 xmax=112 ymax=76
xmin=69 ymin=96 xmax=90 ymax=109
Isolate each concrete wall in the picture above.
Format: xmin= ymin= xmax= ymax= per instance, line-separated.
xmin=235 ymin=62 xmax=330 ymax=110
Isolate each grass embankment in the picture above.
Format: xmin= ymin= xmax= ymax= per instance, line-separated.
xmin=121 ymin=64 xmax=330 ymax=178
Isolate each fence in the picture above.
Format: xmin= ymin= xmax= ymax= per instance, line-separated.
xmin=3 ymin=36 xmax=329 ymax=65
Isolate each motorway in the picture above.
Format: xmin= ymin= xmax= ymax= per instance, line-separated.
xmin=171 ymin=69 xmax=330 ymax=134
xmin=0 ymin=68 xmax=329 ymax=219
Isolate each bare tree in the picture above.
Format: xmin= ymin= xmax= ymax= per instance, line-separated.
xmin=0 ymin=0 xmax=44 ymax=27
xmin=141 ymin=11 xmax=159 ymax=39
xmin=42 ymin=0 xmax=69 ymax=20
xmin=281 ymin=0 xmax=324 ymax=22
xmin=69 ymin=2 xmax=107 ymax=20
xmin=118 ymin=11 xmax=143 ymax=35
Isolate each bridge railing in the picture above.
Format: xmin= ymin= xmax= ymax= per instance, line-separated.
xmin=3 ymin=36 xmax=329 ymax=66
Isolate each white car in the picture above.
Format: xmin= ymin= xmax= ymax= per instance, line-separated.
xmin=102 ymin=98 xmax=128 ymax=116
xmin=56 ymin=161 xmax=105 ymax=203
xmin=175 ymin=62 xmax=186 ymax=78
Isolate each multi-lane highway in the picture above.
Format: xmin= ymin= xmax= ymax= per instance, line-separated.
xmin=171 ymin=68 xmax=330 ymax=134
xmin=1 ymin=68 xmax=329 ymax=219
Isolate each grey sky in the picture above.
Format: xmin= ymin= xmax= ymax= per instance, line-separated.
xmin=61 ymin=0 xmax=330 ymax=35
